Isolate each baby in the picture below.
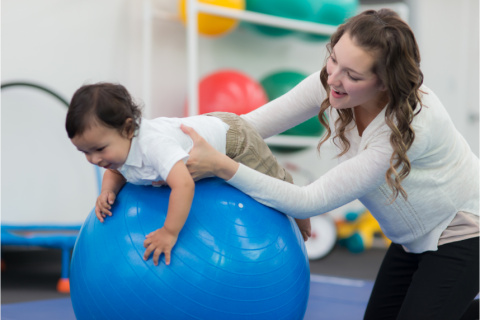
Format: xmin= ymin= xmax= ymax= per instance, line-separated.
xmin=66 ymin=83 xmax=310 ymax=266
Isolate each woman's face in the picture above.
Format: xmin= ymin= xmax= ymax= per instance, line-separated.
xmin=326 ymin=32 xmax=387 ymax=111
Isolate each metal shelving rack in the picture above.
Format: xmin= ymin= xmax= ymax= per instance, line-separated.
xmin=183 ymin=1 xmax=338 ymax=148
xmin=184 ymin=1 xmax=337 ymax=116
xmin=141 ymin=0 xmax=408 ymax=148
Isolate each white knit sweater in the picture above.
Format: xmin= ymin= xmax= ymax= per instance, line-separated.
xmin=230 ymin=71 xmax=479 ymax=253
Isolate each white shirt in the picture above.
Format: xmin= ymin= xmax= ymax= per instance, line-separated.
xmin=229 ymin=71 xmax=479 ymax=253
xmin=118 ymin=116 xmax=229 ymax=185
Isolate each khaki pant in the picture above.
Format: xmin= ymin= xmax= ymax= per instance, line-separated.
xmin=207 ymin=112 xmax=293 ymax=184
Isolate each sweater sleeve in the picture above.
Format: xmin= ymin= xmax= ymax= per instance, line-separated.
xmin=240 ymin=71 xmax=326 ymax=139
xmin=227 ymin=130 xmax=393 ymax=218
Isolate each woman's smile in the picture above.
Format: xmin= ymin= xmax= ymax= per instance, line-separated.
xmin=330 ymin=86 xmax=348 ymax=98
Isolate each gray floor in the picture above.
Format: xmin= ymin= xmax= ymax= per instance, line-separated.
xmin=1 ymin=245 xmax=387 ymax=305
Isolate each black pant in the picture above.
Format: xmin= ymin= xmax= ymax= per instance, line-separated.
xmin=364 ymin=237 xmax=479 ymax=320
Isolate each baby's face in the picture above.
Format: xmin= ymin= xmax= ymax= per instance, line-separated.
xmin=71 ymin=123 xmax=132 ymax=170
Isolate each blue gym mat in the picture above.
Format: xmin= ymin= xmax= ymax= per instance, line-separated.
xmin=305 ymin=275 xmax=374 ymax=319
xmin=1 ymin=275 xmax=374 ymax=320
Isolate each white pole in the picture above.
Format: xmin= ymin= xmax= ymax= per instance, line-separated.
xmin=142 ymin=0 xmax=153 ymax=118
xmin=197 ymin=3 xmax=337 ymax=35
xmin=187 ymin=0 xmax=199 ymax=116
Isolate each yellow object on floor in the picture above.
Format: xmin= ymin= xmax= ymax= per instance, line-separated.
xmin=337 ymin=211 xmax=391 ymax=253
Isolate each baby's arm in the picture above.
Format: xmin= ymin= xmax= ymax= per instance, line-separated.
xmin=143 ymin=160 xmax=194 ymax=266
xmin=95 ymin=169 xmax=126 ymax=223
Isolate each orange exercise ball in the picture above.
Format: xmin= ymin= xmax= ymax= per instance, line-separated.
xmin=179 ymin=0 xmax=245 ymax=37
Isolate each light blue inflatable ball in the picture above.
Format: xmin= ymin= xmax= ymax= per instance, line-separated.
xmin=70 ymin=178 xmax=310 ymax=320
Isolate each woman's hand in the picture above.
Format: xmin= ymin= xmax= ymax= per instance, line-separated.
xmin=294 ymin=218 xmax=312 ymax=242
xmin=180 ymin=124 xmax=239 ymax=181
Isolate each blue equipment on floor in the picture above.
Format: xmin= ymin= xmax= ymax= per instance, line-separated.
xmin=1 ymin=226 xmax=80 ymax=292
xmin=2 ymin=276 xmax=380 ymax=320
xmin=70 ymin=178 xmax=310 ymax=320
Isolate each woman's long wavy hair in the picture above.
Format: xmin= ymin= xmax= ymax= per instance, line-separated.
xmin=318 ymin=9 xmax=424 ymax=202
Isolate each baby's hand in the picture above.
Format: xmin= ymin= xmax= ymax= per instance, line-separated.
xmin=143 ymin=227 xmax=178 ymax=266
xmin=95 ymin=190 xmax=116 ymax=223
xmin=295 ymin=218 xmax=312 ymax=242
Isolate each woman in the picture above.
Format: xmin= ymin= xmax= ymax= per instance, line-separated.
xmin=179 ymin=9 xmax=479 ymax=320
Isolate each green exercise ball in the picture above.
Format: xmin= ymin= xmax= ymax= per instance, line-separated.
xmin=297 ymin=0 xmax=359 ymax=42
xmin=260 ymin=71 xmax=325 ymax=137
xmin=245 ymin=0 xmax=313 ymax=37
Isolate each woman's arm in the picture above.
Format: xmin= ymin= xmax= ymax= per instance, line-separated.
xmin=241 ymin=71 xmax=326 ymax=139
xmin=181 ymin=124 xmax=392 ymax=218
xmin=227 ymin=149 xmax=390 ymax=218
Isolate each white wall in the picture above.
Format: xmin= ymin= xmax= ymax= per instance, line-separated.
xmin=2 ymin=0 xmax=136 ymax=225
xmin=2 ymin=87 xmax=99 ymax=225
xmin=2 ymin=0 xmax=136 ymax=98
xmin=406 ymin=0 xmax=479 ymax=156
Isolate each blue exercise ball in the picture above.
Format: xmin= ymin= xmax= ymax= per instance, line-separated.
xmin=70 ymin=178 xmax=310 ymax=320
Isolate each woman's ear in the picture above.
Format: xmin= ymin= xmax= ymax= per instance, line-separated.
xmin=378 ymin=81 xmax=388 ymax=92
xmin=123 ymin=118 xmax=134 ymax=139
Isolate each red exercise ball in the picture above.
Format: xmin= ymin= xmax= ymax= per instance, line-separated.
xmin=185 ymin=70 xmax=267 ymax=116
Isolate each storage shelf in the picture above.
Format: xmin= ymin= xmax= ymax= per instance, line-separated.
xmin=142 ymin=0 xmax=408 ymax=147
xmin=197 ymin=3 xmax=337 ymax=36
xmin=265 ymin=135 xmax=321 ymax=148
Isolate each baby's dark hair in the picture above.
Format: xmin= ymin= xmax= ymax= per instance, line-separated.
xmin=66 ymin=83 xmax=142 ymax=139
